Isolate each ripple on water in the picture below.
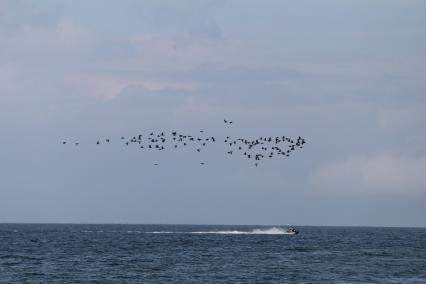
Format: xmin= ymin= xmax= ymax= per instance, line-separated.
xmin=0 ymin=225 xmax=425 ymax=283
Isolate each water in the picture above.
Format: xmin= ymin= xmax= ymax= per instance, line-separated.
xmin=1 ymin=224 xmax=425 ymax=283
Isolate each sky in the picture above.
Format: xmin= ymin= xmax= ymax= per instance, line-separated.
xmin=1 ymin=0 xmax=426 ymax=227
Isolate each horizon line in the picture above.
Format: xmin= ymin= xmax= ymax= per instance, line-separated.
xmin=0 ymin=222 xmax=424 ymax=229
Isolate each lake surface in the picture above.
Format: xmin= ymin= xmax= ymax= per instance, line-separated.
xmin=1 ymin=224 xmax=425 ymax=283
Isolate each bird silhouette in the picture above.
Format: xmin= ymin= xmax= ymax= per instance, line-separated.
xmin=62 ymin=119 xmax=306 ymax=167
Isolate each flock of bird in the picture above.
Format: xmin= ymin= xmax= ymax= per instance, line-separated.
xmin=62 ymin=120 xmax=306 ymax=166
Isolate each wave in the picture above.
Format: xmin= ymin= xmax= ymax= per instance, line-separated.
xmin=147 ymin=227 xmax=293 ymax=235
xmin=78 ymin=227 xmax=295 ymax=235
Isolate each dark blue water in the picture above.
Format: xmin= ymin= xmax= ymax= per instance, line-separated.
xmin=1 ymin=224 xmax=425 ymax=283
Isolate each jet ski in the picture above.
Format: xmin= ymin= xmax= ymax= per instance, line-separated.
xmin=286 ymin=227 xmax=299 ymax=235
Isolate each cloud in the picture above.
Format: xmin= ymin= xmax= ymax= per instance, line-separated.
xmin=132 ymin=0 xmax=225 ymax=41
xmin=309 ymin=155 xmax=426 ymax=195
xmin=0 ymin=18 xmax=97 ymax=66
xmin=127 ymin=35 xmax=227 ymax=71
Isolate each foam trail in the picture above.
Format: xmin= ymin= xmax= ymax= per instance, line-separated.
xmin=252 ymin=227 xmax=290 ymax=235
xmin=146 ymin=227 xmax=294 ymax=235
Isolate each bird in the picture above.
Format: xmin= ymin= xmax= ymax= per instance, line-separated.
xmin=64 ymin=119 xmax=306 ymax=167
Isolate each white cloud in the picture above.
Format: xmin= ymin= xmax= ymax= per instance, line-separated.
xmin=0 ymin=17 xmax=95 ymax=59
xmin=62 ymin=73 xmax=201 ymax=100
xmin=309 ymin=155 xmax=426 ymax=195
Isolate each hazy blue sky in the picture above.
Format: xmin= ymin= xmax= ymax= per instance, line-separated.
xmin=1 ymin=0 xmax=426 ymax=226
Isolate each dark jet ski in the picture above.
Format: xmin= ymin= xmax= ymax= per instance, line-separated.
xmin=285 ymin=227 xmax=299 ymax=235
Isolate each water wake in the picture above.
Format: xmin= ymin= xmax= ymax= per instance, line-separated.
xmin=147 ymin=227 xmax=293 ymax=235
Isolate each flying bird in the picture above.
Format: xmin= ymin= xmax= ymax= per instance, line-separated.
xmin=62 ymin=119 xmax=306 ymax=167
